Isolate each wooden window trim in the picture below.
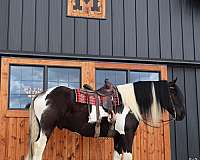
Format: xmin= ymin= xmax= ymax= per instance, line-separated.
xmin=95 ymin=62 xmax=168 ymax=80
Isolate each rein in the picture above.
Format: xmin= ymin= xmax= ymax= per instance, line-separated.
xmin=141 ymin=93 xmax=177 ymax=128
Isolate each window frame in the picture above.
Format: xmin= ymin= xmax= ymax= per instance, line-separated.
xmin=94 ymin=62 xmax=167 ymax=88
xmin=8 ymin=64 xmax=45 ymax=110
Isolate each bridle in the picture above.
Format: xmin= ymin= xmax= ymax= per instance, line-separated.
xmin=141 ymin=86 xmax=177 ymax=128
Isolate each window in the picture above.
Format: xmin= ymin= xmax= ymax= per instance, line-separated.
xmin=96 ymin=70 xmax=126 ymax=89
xmin=48 ymin=68 xmax=80 ymax=89
xmin=9 ymin=66 xmax=44 ymax=109
xmin=130 ymin=71 xmax=160 ymax=82
xmin=96 ymin=70 xmax=160 ymax=88
xmin=9 ymin=65 xmax=81 ymax=109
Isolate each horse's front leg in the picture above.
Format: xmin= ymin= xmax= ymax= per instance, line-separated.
xmin=122 ymin=131 xmax=134 ymax=160
xmin=122 ymin=113 xmax=139 ymax=160
xmin=113 ymin=133 xmax=123 ymax=160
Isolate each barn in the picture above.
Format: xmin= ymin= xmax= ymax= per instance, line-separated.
xmin=0 ymin=0 xmax=200 ymax=159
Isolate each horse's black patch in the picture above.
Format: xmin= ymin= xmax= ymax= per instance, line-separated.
xmin=133 ymin=81 xmax=153 ymax=118
xmin=154 ymin=81 xmax=172 ymax=111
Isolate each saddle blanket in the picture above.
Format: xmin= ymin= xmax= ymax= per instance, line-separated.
xmin=75 ymin=89 xmax=120 ymax=106
xmin=88 ymin=105 xmax=109 ymax=123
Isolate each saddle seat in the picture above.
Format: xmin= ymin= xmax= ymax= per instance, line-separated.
xmin=83 ymin=80 xmax=114 ymax=97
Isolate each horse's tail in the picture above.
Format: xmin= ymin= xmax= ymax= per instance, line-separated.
xmin=26 ymin=95 xmax=41 ymax=160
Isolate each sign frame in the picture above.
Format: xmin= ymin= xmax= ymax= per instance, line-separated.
xmin=67 ymin=0 xmax=106 ymax=19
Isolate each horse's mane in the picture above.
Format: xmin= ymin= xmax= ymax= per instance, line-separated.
xmin=133 ymin=80 xmax=171 ymax=120
xmin=117 ymin=80 xmax=172 ymax=123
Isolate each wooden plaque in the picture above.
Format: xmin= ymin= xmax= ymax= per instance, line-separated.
xmin=67 ymin=0 xmax=106 ymax=19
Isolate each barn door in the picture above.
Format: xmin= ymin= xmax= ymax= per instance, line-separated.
xmin=0 ymin=57 xmax=170 ymax=160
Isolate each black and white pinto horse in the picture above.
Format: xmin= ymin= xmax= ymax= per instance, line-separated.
xmin=26 ymin=79 xmax=185 ymax=160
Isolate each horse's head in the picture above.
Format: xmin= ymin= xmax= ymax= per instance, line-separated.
xmin=167 ymin=78 xmax=185 ymax=121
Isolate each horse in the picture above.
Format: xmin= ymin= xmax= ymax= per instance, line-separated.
xmin=25 ymin=78 xmax=185 ymax=160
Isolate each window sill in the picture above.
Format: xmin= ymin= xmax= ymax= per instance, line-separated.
xmin=6 ymin=110 xmax=29 ymax=118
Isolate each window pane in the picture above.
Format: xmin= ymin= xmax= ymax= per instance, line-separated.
xmin=130 ymin=71 xmax=160 ymax=82
xmin=9 ymin=65 xmax=44 ymax=109
xmin=48 ymin=67 xmax=80 ymax=89
xmin=96 ymin=70 xmax=127 ymax=89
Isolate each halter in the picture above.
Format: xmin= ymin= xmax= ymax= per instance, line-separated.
xmin=141 ymin=90 xmax=177 ymax=128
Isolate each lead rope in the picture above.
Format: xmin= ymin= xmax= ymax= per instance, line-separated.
xmin=94 ymin=94 xmax=101 ymax=137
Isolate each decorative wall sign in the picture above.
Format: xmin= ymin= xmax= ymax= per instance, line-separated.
xmin=67 ymin=0 xmax=106 ymax=19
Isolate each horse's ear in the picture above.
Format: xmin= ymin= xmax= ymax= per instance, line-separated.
xmin=172 ymin=77 xmax=177 ymax=84
xmin=169 ymin=77 xmax=177 ymax=86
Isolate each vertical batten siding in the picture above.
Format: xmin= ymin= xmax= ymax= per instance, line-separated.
xmin=0 ymin=0 xmax=9 ymax=50
xmin=181 ymin=0 xmax=195 ymax=61
xmin=168 ymin=68 xmax=176 ymax=160
xmin=185 ymin=68 xmax=199 ymax=157
xmin=49 ymin=0 xmax=62 ymax=53
xmin=1 ymin=0 xmax=200 ymax=62
xmin=193 ymin=3 xmax=200 ymax=61
xmin=170 ymin=0 xmax=183 ymax=60
xmin=124 ymin=0 xmax=136 ymax=57
xmin=62 ymin=0 xmax=75 ymax=54
xmin=74 ymin=18 xmax=87 ymax=55
xmin=88 ymin=19 xmax=100 ymax=55
xmin=8 ymin=0 xmax=23 ymax=50
xmin=195 ymin=69 xmax=200 ymax=154
xmin=148 ymin=0 xmax=160 ymax=59
xmin=136 ymin=0 xmax=149 ymax=58
xmin=159 ymin=0 xmax=172 ymax=59
xmin=35 ymin=0 xmax=49 ymax=52
xmin=169 ymin=66 xmax=200 ymax=160
xmin=112 ymin=0 xmax=124 ymax=57
xmin=22 ymin=0 xmax=35 ymax=52
xmin=170 ymin=67 xmax=188 ymax=160
xmin=99 ymin=0 xmax=112 ymax=56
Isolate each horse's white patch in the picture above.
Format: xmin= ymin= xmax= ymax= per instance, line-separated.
xmin=150 ymin=83 xmax=162 ymax=126
xmin=117 ymin=83 xmax=142 ymax=121
xmin=123 ymin=152 xmax=132 ymax=160
xmin=115 ymin=105 xmax=130 ymax=135
xmin=88 ymin=105 xmax=109 ymax=123
xmin=113 ymin=150 xmax=122 ymax=160
xmin=34 ymin=87 xmax=57 ymax=122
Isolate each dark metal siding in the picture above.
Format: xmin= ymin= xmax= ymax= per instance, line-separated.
xmin=169 ymin=67 xmax=200 ymax=160
xmin=0 ymin=0 xmax=200 ymax=62
xmin=1 ymin=0 xmax=200 ymax=159
xmin=0 ymin=0 xmax=9 ymax=50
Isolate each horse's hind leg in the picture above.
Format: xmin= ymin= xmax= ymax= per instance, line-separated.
xmin=32 ymin=131 xmax=47 ymax=160
xmin=32 ymin=117 xmax=55 ymax=160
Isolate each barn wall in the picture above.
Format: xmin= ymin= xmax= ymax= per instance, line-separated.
xmin=168 ymin=66 xmax=200 ymax=160
xmin=0 ymin=0 xmax=200 ymax=62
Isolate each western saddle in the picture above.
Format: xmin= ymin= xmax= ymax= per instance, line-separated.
xmin=83 ymin=79 xmax=118 ymax=137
